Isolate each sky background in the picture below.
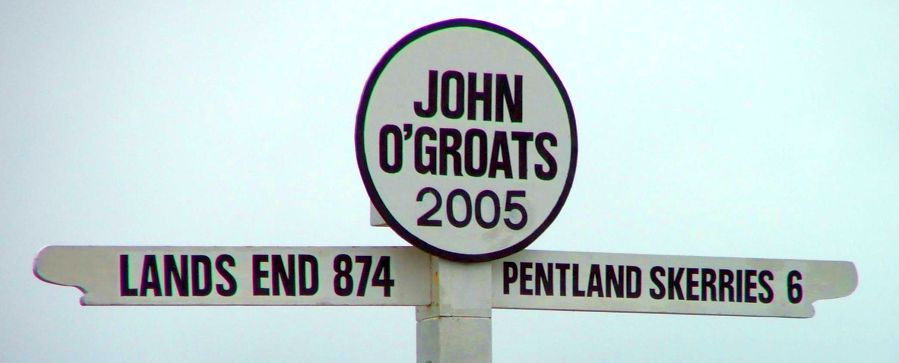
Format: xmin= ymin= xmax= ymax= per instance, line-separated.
xmin=2 ymin=1 xmax=897 ymax=362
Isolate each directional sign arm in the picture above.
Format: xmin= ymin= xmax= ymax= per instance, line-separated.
xmin=35 ymin=246 xmax=856 ymax=317
xmin=492 ymin=250 xmax=857 ymax=318
xmin=34 ymin=246 xmax=432 ymax=306
xmin=33 ymin=246 xmax=93 ymax=299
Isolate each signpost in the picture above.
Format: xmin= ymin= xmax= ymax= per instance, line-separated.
xmin=33 ymin=18 xmax=857 ymax=363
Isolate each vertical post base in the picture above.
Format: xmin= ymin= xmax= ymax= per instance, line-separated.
xmin=415 ymin=257 xmax=492 ymax=363
xmin=416 ymin=315 xmax=491 ymax=363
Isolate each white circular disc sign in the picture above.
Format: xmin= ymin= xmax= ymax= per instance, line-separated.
xmin=356 ymin=19 xmax=577 ymax=262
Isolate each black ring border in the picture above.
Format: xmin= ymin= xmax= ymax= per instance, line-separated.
xmin=355 ymin=18 xmax=578 ymax=263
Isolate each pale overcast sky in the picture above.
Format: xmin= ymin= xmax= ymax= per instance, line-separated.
xmin=2 ymin=1 xmax=897 ymax=362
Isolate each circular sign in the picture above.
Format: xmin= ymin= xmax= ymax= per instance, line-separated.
xmin=356 ymin=19 xmax=577 ymax=262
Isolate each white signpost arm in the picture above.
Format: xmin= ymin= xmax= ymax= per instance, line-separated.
xmin=33 ymin=246 xmax=431 ymax=306
xmin=416 ymin=257 xmax=492 ymax=363
xmin=493 ymin=250 xmax=857 ymax=318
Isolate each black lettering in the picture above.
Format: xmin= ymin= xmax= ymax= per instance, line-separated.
xmin=379 ymin=125 xmax=403 ymax=173
xmin=667 ymin=267 xmax=685 ymax=300
xmin=441 ymin=70 xmax=464 ymax=119
xmin=215 ymin=254 xmax=237 ymax=296
xmin=272 ymin=255 xmax=296 ymax=296
xmin=758 ymin=270 xmax=774 ymax=304
xmin=299 ymin=254 xmax=319 ymax=296
xmin=510 ymin=131 xmax=533 ymax=180
xmin=119 ymin=255 xmax=138 ymax=297
xmin=685 ymin=267 xmax=699 ymax=301
xmin=556 ymin=263 xmax=570 ymax=296
xmin=163 ymin=254 xmax=188 ymax=296
xmin=252 ymin=254 xmax=269 ymax=296
xmin=414 ymin=126 xmax=437 ymax=175
xmin=626 ymin=265 xmax=641 ymax=298
xmin=701 ymin=268 xmax=717 ymax=301
xmin=572 ymin=264 xmax=585 ymax=297
xmin=439 ymin=128 xmax=463 ymax=176
xmin=140 ymin=255 xmax=162 ymax=297
xmin=587 ymin=264 xmax=603 ymax=297
xmin=503 ymin=261 xmax=517 ymax=295
xmin=495 ymin=74 xmax=522 ymax=122
xmin=535 ymin=263 xmax=554 ymax=296
xmin=463 ymin=128 xmax=488 ymax=177
xmin=372 ymin=256 xmax=394 ymax=297
xmin=649 ymin=266 xmax=665 ymax=299
xmin=333 ymin=254 xmax=354 ymax=296
xmin=413 ymin=70 xmax=438 ymax=117
xmin=520 ymin=262 xmax=533 ymax=296
xmin=719 ymin=269 xmax=735 ymax=302
xmin=535 ymin=132 xmax=557 ymax=180
xmin=605 ymin=265 xmax=624 ymax=298
xmin=467 ymin=72 xmax=492 ymax=121
xmin=191 ymin=255 xmax=213 ymax=296
xmin=744 ymin=269 xmax=758 ymax=303
xmin=354 ymin=255 xmax=373 ymax=297
xmin=416 ymin=187 xmax=443 ymax=227
xmin=489 ymin=131 xmax=512 ymax=178
xmin=787 ymin=270 xmax=803 ymax=304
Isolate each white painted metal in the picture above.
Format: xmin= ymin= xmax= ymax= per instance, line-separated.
xmin=33 ymin=246 xmax=431 ymax=306
xmin=493 ymin=250 xmax=857 ymax=318
xmin=416 ymin=257 xmax=492 ymax=363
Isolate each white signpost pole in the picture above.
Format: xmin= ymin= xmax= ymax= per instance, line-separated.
xmin=416 ymin=257 xmax=492 ymax=363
